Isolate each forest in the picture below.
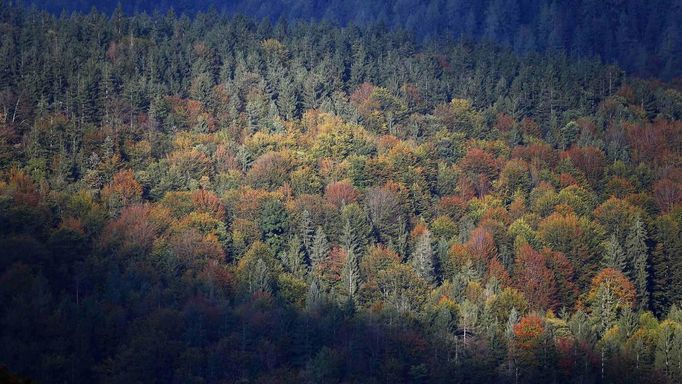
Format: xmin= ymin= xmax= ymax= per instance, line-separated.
xmin=0 ymin=1 xmax=682 ymax=383
xmin=21 ymin=0 xmax=682 ymax=79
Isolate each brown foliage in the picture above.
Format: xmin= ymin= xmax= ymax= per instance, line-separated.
xmin=459 ymin=148 xmax=498 ymax=180
xmin=625 ymin=119 xmax=681 ymax=167
xmin=191 ymin=189 xmax=225 ymax=219
xmin=467 ymin=227 xmax=497 ymax=264
xmin=487 ymin=257 xmax=511 ymax=287
xmin=512 ymin=142 xmax=557 ymax=169
xmin=99 ymin=204 xmax=169 ymax=257
xmin=6 ymin=167 xmax=40 ymax=206
xmin=519 ymin=117 xmax=541 ymax=137
xmin=287 ymin=193 xmax=337 ymax=230
xmin=225 ymin=187 xmax=277 ymax=222
xmin=436 ymin=195 xmax=468 ymax=222
xmin=512 ymin=315 xmax=545 ymax=365
xmin=316 ymin=246 xmax=345 ymax=284
xmin=514 ymin=244 xmax=558 ymax=311
xmin=349 ymin=83 xmax=376 ymax=117
xmin=545 ymin=248 xmax=579 ymax=309
xmin=495 ymin=112 xmax=515 ymax=132
xmin=102 ymin=169 xmax=143 ymax=208
xmin=324 ymin=180 xmax=359 ymax=208
xmin=586 ymin=268 xmax=637 ymax=309
xmin=653 ymin=178 xmax=682 ymax=213
xmin=560 ymin=146 xmax=605 ymax=186
xmin=246 ymin=151 xmax=294 ymax=190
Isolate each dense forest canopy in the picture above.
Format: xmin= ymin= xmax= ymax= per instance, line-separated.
xmin=16 ymin=0 xmax=682 ymax=80
xmin=1 ymin=1 xmax=682 ymax=383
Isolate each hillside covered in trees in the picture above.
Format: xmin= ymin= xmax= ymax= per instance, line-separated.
xmin=1 ymin=3 xmax=682 ymax=383
xmin=20 ymin=0 xmax=682 ymax=79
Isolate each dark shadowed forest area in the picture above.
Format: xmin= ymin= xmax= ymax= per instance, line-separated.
xmin=21 ymin=0 xmax=682 ymax=79
xmin=0 ymin=1 xmax=682 ymax=383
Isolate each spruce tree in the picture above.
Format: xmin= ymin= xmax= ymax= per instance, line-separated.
xmin=411 ymin=230 xmax=435 ymax=284
xmin=340 ymin=203 xmax=371 ymax=255
xmin=300 ymin=209 xmax=315 ymax=257
xmin=651 ymin=215 xmax=682 ymax=315
xmin=310 ymin=226 xmax=329 ymax=270
xmin=285 ymin=235 xmax=308 ymax=278
xmin=603 ymin=234 xmax=626 ymax=273
xmin=306 ymin=279 xmax=323 ymax=313
xmin=651 ymin=243 xmax=672 ymax=316
xmin=626 ymin=218 xmax=650 ymax=310
xmin=340 ymin=248 xmax=360 ymax=303
xmin=506 ymin=307 xmax=520 ymax=340
xmin=340 ymin=217 xmax=359 ymax=257
xmin=247 ymin=258 xmax=271 ymax=295
xmin=591 ymin=284 xmax=618 ymax=336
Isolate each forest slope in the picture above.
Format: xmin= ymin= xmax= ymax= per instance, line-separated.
xmin=20 ymin=0 xmax=682 ymax=79
xmin=1 ymin=4 xmax=682 ymax=383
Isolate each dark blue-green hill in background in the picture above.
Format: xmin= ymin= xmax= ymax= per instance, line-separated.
xmin=15 ymin=0 xmax=682 ymax=80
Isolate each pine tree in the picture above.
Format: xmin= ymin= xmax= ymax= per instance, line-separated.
xmin=277 ymin=75 xmax=300 ymax=120
xmin=285 ymin=235 xmax=308 ymax=278
xmin=260 ymin=199 xmax=289 ymax=254
xmin=618 ymin=306 xmax=638 ymax=338
xmin=506 ymin=307 xmax=520 ymax=340
xmin=655 ymin=322 xmax=679 ymax=379
xmin=237 ymin=144 xmax=252 ymax=173
xmin=392 ymin=216 xmax=409 ymax=259
xmin=302 ymin=72 xmax=324 ymax=110
xmin=339 ymin=205 xmax=361 ymax=304
xmin=459 ymin=299 xmax=478 ymax=345
xmin=245 ymin=93 xmax=264 ymax=133
xmin=651 ymin=243 xmax=672 ymax=316
xmin=651 ymin=215 xmax=681 ymax=316
xmin=626 ymin=218 xmax=650 ymax=310
xmin=300 ymin=209 xmax=315 ymax=257
xmin=310 ymin=226 xmax=329 ymax=270
xmin=411 ymin=230 xmax=435 ymax=284
xmin=603 ymin=234 xmax=626 ymax=273
xmin=340 ymin=217 xmax=359 ymax=256
xmin=560 ymin=121 xmax=580 ymax=149
xmin=306 ymin=278 xmax=323 ymax=312
xmin=341 ymin=203 xmax=371 ymax=255
xmin=340 ymin=248 xmax=360 ymax=303
xmin=247 ymin=258 xmax=271 ymax=295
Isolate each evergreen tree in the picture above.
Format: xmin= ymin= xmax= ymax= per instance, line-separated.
xmin=506 ymin=307 xmax=520 ymax=340
xmin=411 ymin=229 xmax=435 ymax=284
xmin=591 ymin=284 xmax=618 ymax=335
xmin=300 ymin=209 xmax=315 ymax=257
xmin=340 ymin=203 xmax=371 ymax=255
xmin=603 ymin=234 xmax=626 ymax=273
xmin=252 ymin=258 xmax=271 ymax=294
xmin=655 ymin=322 xmax=682 ymax=380
xmin=0 ymin=3 xmax=680 ymax=382
xmin=626 ymin=217 xmax=650 ymax=310
xmin=277 ymin=75 xmax=300 ymax=120
xmin=651 ymin=215 xmax=682 ymax=315
xmin=340 ymin=217 xmax=358 ymax=257
xmin=310 ymin=226 xmax=329 ymax=270
xmin=285 ymin=235 xmax=308 ymax=278
xmin=306 ymin=278 xmax=323 ymax=313
xmin=651 ymin=243 xmax=672 ymax=316
xmin=259 ymin=199 xmax=289 ymax=254
xmin=340 ymin=248 xmax=359 ymax=304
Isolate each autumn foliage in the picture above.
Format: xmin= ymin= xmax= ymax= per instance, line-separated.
xmin=1 ymin=5 xmax=681 ymax=383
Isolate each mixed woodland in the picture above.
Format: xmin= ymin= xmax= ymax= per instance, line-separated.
xmin=22 ymin=0 xmax=682 ymax=79
xmin=1 ymin=3 xmax=682 ymax=383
